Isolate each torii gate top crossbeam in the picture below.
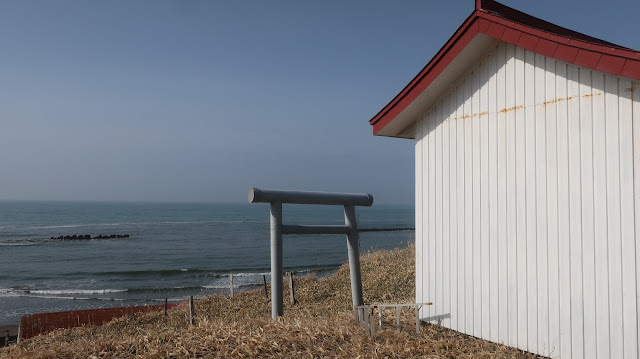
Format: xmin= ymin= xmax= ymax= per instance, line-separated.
xmin=248 ymin=188 xmax=373 ymax=207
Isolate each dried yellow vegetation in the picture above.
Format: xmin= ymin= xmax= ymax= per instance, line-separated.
xmin=1 ymin=245 xmax=541 ymax=358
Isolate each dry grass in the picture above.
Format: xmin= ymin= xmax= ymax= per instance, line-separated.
xmin=1 ymin=245 xmax=542 ymax=358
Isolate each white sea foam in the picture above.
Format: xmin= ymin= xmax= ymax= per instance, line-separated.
xmin=0 ymin=288 xmax=18 ymax=297
xmin=232 ymin=272 xmax=270 ymax=277
xmin=29 ymin=289 xmax=127 ymax=295
xmin=26 ymin=295 xmax=127 ymax=301
xmin=203 ymin=272 xmax=272 ymax=289
xmin=202 ymin=284 xmax=227 ymax=289
xmin=28 ymin=224 xmax=88 ymax=229
xmin=0 ymin=242 xmax=40 ymax=246
xmin=0 ymin=288 xmax=130 ymax=300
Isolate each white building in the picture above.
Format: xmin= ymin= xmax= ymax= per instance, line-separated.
xmin=370 ymin=1 xmax=640 ymax=358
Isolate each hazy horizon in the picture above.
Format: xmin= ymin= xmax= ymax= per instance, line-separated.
xmin=0 ymin=197 xmax=414 ymax=206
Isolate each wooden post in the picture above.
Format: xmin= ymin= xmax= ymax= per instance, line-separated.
xmin=189 ymin=296 xmax=195 ymax=326
xmin=288 ymin=272 xmax=296 ymax=305
xmin=164 ymin=298 xmax=168 ymax=322
xmin=415 ymin=305 xmax=420 ymax=334
xmin=229 ymin=273 xmax=234 ymax=297
xmin=364 ymin=308 xmax=369 ymax=335
xmin=16 ymin=325 xmax=21 ymax=344
xmin=369 ymin=308 xmax=376 ymax=339
xmin=396 ymin=305 xmax=401 ymax=333
xmin=263 ymin=275 xmax=268 ymax=298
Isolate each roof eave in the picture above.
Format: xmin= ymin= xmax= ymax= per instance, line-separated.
xmin=371 ymin=2 xmax=640 ymax=138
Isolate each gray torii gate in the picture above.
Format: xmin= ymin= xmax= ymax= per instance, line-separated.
xmin=248 ymin=188 xmax=373 ymax=319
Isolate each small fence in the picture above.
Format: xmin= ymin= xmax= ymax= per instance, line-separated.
xmin=18 ymin=303 xmax=179 ymax=342
xmin=10 ymin=268 xmax=421 ymax=345
xmin=13 ymin=271 xmax=294 ymax=343
xmin=355 ymin=303 xmax=432 ymax=339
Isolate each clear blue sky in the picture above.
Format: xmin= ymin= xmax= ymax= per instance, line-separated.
xmin=1 ymin=0 xmax=638 ymax=204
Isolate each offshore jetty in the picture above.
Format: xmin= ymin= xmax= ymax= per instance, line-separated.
xmin=3 ymin=234 xmax=132 ymax=245
xmin=49 ymin=234 xmax=130 ymax=240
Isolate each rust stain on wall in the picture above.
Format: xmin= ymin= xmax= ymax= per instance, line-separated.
xmin=451 ymin=111 xmax=492 ymax=120
xmin=543 ymin=98 xmax=566 ymax=105
xmin=499 ymin=105 xmax=524 ymax=113
xmin=446 ymin=92 xmax=603 ymax=121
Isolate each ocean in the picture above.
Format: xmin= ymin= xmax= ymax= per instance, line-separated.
xmin=0 ymin=201 xmax=413 ymax=325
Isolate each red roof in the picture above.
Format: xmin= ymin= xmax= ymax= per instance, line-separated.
xmin=370 ymin=0 xmax=640 ymax=137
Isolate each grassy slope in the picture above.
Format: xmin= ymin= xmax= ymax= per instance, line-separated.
xmin=1 ymin=246 xmax=540 ymax=358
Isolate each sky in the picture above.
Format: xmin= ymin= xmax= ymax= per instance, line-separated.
xmin=1 ymin=0 xmax=638 ymax=204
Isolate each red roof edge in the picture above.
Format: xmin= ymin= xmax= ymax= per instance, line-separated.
xmin=370 ymin=0 xmax=640 ymax=137
xmin=480 ymin=0 xmax=632 ymax=50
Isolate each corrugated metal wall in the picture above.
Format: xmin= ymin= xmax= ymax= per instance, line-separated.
xmin=415 ymin=41 xmax=640 ymax=359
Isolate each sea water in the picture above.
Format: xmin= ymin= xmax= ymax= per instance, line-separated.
xmin=0 ymin=201 xmax=413 ymax=325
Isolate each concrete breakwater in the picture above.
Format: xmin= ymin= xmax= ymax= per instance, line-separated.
xmin=49 ymin=234 xmax=130 ymax=240
xmin=4 ymin=234 xmax=133 ymax=245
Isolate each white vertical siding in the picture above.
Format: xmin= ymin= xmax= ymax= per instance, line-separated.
xmin=442 ymin=95 xmax=451 ymax=329
xmin=633 ymin=78 xmax=640 ymax=359
xmin=414 ymin=41 xmax=640 ymax=359
xmin=464 ymin=72 xmax=474 ymax=334
xmin=514 ymin=46 xmax=528 ymax=350
xmin=620 ymin=78 xmax=638 ymax=359
xmin=504 ymin=43 xmax=518 ymax=350
xmin=605 ymin=74 xmax=623 ymax=359
xmin=496 ymin=43 xmax=509 ymax=345
xmin=455 ymin=80 xmax=465 ymax=332
xmin=415 ymin=93 xmax=424 ymax=321
xmin=556 ymin=60 xmax=572 ymax=359
xmin=579 ymin=68 xmax=597 ymax=359
xmin=545 ymin=55 xmax=560 ymax=358
xmin=567 ymin=63 xmax=585 ymax=359
xmin=524 ymin=49 xmax=539 ymax=355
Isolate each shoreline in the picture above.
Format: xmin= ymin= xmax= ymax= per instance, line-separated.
xmin=0 ymin=267 xmax=343 ymax=327
xmin=0 ymin=245 xmax=542 ymax=358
